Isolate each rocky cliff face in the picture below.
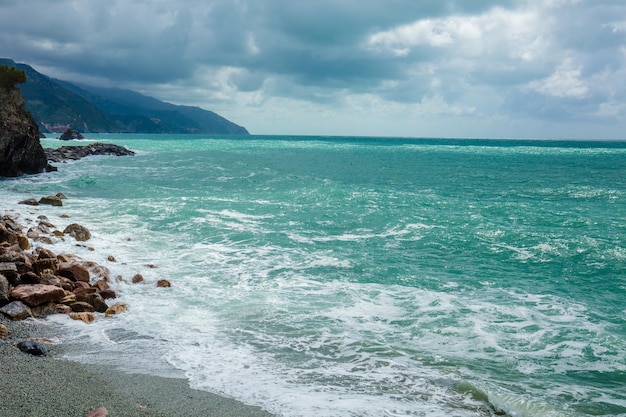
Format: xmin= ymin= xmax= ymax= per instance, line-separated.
xmin=0 ymin=87 xmax=48 ymax=177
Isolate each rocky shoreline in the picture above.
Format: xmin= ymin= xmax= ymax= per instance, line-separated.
xmin=0 ymin=197 xmax=274 ymax=417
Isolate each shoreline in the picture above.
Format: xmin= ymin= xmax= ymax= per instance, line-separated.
xmin=1 ymin=186 xmax=276 ymax=417
xmin=1 ymin=316 xmax=274 ymax=417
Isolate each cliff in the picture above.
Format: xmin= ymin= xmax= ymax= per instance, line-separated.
xmin=0 ymin=86 xmax=48 ymax=177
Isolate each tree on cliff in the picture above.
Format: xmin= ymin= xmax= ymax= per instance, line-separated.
xmin=0 ymin=65 xmax=27 ymax=89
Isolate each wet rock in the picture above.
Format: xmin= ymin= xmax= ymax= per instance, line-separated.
xmin=0 ymin=323 xmax=8 ymax=338
xmin=157 ymin=279 xmax=172 ymax=288
xmin=59 ymin=128 xmax=84 ymax=141
xmin=69 ymin=311 xmax=96 ymax=323
xmin=82 ymin=261 xmax=110 ymax=281
xmin=17 ymin=340 xmax=46 ymax=356
xmin=10 ymin=284 xmax=65 ymax=306
xmin=18 ymin=198 xmax=39 ymax=206
xmin=63 ymin=223 xmax=91 ymax=241
xmin=0 ymin=300 xmax=32 ymax=320
xmin=105 ymin=302 xmax=128 ymax=317
xmin=39 ymin=195 xmax=63 ymax=206
xmin=131 ymin=273 xmax=144 ymax=284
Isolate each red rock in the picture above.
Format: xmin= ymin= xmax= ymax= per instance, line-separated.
xmin=57 ymin=263 xmax=90 ymax=282
xmin=37 ymin=248 xmax=57 ymax=260
xmin=92 ymin=279 xmax=109 ymax=292
xmin=10 ymin=284 xmax=65 ymax=307
xmin=73 ymin=281 xmax=90 ymax=290
xmin=70 ymin=301 xmax=94 ymax=312
xmin=99 ymin=288 xmax=117 ymax=299
xmin=33 ymin=258 xmax=59 ymax=275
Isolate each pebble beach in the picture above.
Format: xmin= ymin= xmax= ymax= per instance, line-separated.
xmin=0 ymin=315 xmax=274 ymax=417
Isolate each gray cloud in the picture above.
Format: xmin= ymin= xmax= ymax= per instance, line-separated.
xmin=1 ymin=0 xmax=626 ymax=137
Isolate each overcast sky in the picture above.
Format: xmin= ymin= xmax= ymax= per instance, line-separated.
xmin=1 ymin=0 xmax=626 ymax=139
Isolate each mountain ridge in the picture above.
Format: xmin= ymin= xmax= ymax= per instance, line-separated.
xmin=0 ymin=58 xmax=249 ymax=135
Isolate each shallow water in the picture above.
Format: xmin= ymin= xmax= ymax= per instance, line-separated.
xmin=2 ymin=134 xmax=625 ymax=416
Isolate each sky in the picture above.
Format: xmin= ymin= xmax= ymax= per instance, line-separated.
xmin=1 ymin=0 xmax=626 ymax=139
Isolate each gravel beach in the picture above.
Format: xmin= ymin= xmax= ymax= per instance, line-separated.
xmin=0 ymin=316 xmax=274 ymax=417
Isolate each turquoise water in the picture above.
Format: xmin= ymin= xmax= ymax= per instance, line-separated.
xmin=2 ymin=134 xmax=626 ymax=416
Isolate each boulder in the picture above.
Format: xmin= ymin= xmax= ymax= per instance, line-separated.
xmin=131 ymin=273 xmax=144 ymax=284
xmin=17 ymin=340 xmax=46 ymax=356
xmin=19 ymin=271 xmax=40 ymax=284
xmin=0 ymin=87 xmax=49 ymax=177
xmin=33 ymin=258 xmax=59 ymax=275
xmin=17 ymin=234 xmax=29 ymax=250
xmin=0 ymin=273 xmax=10 ymax=306
xmin=31 ymin=302 xmax=59 ymax=317
xmin=0 ymin=323 xmax=8 ymax=338
xmin=63 ymin=223 xmax=91 ymax=241
xmin=37 ymin=248 xmax=57 ymax=259
xmin=59 ymin=128 xmax=84 ymax=140
xmin=100 ymin=288 xmax=117 ymax=299
xmin=0 ymin=300 xmax=32 ymax=320
xmin=157 ymin=279 xmax=172 ymax=288
xmin=105 ymin=302 xmax=128 ymax=317
xmin=0 ymin=262 xmax=18 ymax=283
xmin=57 ymin=263 xmax=90 ymax=282
xmin=69 ymin=301 xmax=95 ymax=312
xmin=18 ymin=198 xmax=39 ymax=206
xmin=0 ymin=223 xmax=17 ymax=244
xmin=69 ymin=312 xmax=96 ymax=323
xmin=10 ymin=284 xmax=65 ymax=306
xmin=39 ymin=195 xmax=63 ymax=206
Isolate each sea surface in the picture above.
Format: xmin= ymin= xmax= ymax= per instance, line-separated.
xmin=1 ymin=134 xmax=625 ymax=416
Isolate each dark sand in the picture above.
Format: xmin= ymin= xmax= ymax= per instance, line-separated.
xmin=0 ymin=316 xmax=274 ymax=417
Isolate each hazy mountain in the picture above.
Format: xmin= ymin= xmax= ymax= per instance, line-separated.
xmin=0 ymin=58 xmax=249 ymax=135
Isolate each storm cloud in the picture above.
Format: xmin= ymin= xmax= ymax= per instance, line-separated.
xmin=1 ymin=0 xmax=625 ymax=138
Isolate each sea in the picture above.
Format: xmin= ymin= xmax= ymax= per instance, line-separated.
xmin=1 ymin=134 xmax=625 ymax=417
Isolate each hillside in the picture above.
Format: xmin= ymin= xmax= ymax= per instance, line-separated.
xmin=0 ymin=58 xmax=249 ymax=135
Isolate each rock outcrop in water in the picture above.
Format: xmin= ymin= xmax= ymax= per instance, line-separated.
xmin=45 ymin=142 xmax=135 ymax=163
xmin=59 ymin=128 xmax=84 ymax=140
xmin=0 ymin=84 xmax=49 ymax=177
